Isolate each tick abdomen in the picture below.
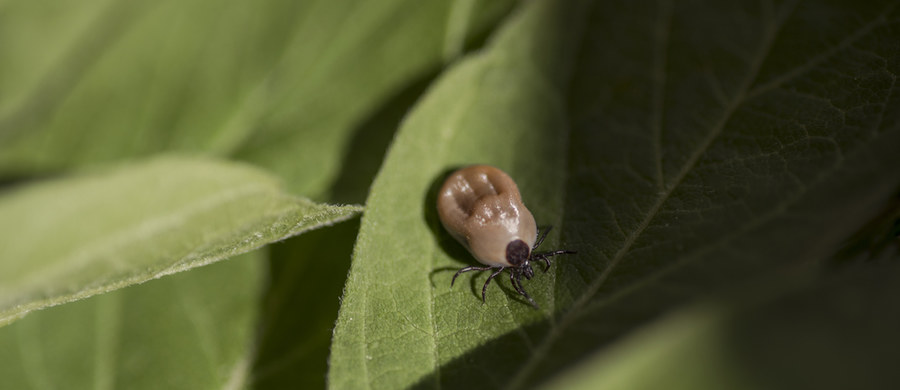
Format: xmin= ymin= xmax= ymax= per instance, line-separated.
xmin=437 ymin=165 xmax=537 ymax=267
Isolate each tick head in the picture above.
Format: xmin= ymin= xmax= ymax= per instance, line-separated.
xmin=522 ymin=261 xmax=535 ymax=279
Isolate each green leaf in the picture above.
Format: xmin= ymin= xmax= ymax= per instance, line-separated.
xmin=233 ymin=0 xmax=517 ymax=201
xmin=541 ymin=262 xmax=900 ymax=390
xmin=0 ymin=0 xmax=516 ymax=201
xmin=0 ymin=0 xmax=293 ymax=164
xmin=0 ymin=250 xmax=265 ymax=389
xmin=330 ymin=0 xmax=900 ymax=388
xmin=329 ymin=0 xmax=589 ymax=388
xmin=0 ymin=156 xmax=362 ymax=326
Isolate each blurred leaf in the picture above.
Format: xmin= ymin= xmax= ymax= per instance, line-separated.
xmin=329 ymin=0 xmax=900 ymax=388
xmin=832 ymin=194 xmax=900 ymax=265
xmin=234 ymin=0 xmax=517 ymax=200
xmin=249 ymin=218 xmax=360 ymax=389
xmin=539 ymin=305 xmax=760 ymax=390
xmin=0 ymin=156 xmax=361 ymax=325
xmin=0 ymin=0 xmax=516 ymax=200
xmin=541 ymin=262 xmax=900 ymax=390
xmin=0 ymin=0 xmax=290 ymax=164
xmin=0 ymin=250 xmax=265 ymax=389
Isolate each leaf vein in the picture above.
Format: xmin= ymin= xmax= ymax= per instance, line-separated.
xmin=507 ymin=2 xmax=794 ymax=387
xmin=745 ymin=3 xmax=896 ymax=100
xmin=651 ymin=0 xmax=674 ymax=189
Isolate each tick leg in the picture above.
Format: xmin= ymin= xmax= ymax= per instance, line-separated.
xmin=538 ymin=256 xmax=552 ymax=272
xmin=532 ymin=226 xmax=553 ymax=251
xmin=534 ymin=250 xmax=578 ymax=257
xmin=481 ymin=267 xmax=505 ymax=303
xmin=509 ymin=271 xmax=523 ymax=294
xmin=512 ymin=271 xmax=539 ymax=309
xmin=509 ymin=271 xmax=533 ymax=301
xmin=529 ymin=253 xmax=552 ymax=272
xmin=533 ymin=250 xmax=577 ymax=270
xmin=532 ymin=250 xmax=577 ymax=272
xmin=451 ymin=266 xmax=493 ymax=287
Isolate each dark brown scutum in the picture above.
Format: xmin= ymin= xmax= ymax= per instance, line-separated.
xmin=505 ymin=239 xmax=530 ymax=266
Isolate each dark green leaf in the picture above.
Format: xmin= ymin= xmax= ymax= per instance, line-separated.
xmin=541 ymin=262 xmax=900 ymax=390
xmin=249 ymin=218 xmax=360 ymax=388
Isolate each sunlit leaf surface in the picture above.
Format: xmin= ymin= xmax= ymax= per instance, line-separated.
xmin=0 ymin=157 xmax=361 ymax=325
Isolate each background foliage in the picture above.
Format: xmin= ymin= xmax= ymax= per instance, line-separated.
xmin=0 ymin=0 xmax=898 ymax=389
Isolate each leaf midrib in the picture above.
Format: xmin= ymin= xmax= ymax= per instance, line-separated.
xmin=4 ymin=184 xmax=277 ymax=298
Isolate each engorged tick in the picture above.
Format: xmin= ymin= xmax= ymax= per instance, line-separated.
xmin=437 ymin=165 xmax=576 ymax=309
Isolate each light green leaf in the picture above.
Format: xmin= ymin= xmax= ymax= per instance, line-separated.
xmin=233 ymin=0 xmax=517 ymax=201
xmin=541 ymin=262 xmax=900 ymax=390
xmin=330 ymin=0 xmax=900 ymax=388
xmin=0 ymin=156 xmax=362 ymax=325
xmin=0 ymin=250 xmax=265 ymax=389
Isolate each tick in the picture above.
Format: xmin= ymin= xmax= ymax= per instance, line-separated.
xmin=437 ymin=165 xmax=575 ymax=308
